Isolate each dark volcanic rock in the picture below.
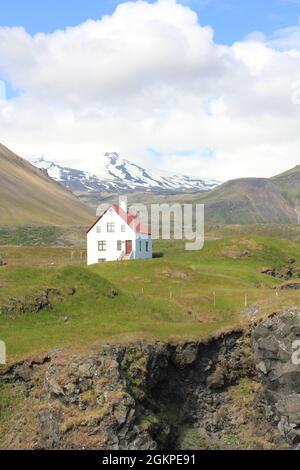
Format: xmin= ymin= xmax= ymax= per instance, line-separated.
xmin=0 ymin=257 xmax=7 ymax=266
xmin=1 ymin=323 xmax=295 ymax=450
xmin=38 ymin=409 xmax=61 ymax=449
xmin=253 ymin=310 xmax=300 ymax=445
xmin=261 ymin=268 xmax=277 ymax=277
xmin=281 ymin=284 xmax=300 ymax=290
xmin=0 ymin=288 xmax=72 ymax=316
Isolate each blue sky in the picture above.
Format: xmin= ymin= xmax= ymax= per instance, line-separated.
xmin=1 ymin=0 xmax=300 ymax=44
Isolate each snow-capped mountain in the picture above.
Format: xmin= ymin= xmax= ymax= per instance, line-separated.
xmin=27 ymin=152 xmax=220 ymax=194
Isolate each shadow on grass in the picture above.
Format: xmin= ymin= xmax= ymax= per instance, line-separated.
xmin=152 ymin=252 xmax=164 ymax=259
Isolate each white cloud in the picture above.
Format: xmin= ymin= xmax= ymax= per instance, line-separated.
xmin=267 ymin=25 xmax=300 ymax=51
xmin=1 ymin=0 xmax=300 ymax=181
xmin=0 ymin=80 xmax=6 ymax=101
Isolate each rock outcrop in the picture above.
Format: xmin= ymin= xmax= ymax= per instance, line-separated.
xmin=3 ymin=311 xmax=300 ymax=450
xmin=253 ymin=309 xmax=300 ymax=447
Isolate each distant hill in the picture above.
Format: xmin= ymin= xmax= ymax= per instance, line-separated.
xmin=76 ymin=171 xmax=300 ymax=226
xmin=195 ymin=178 xmax=297 ymax=224
xmin=0 ymin=144 xmax=94 ymax=225
xmin=271 ymin=165 xmax=300 ymax=207
xmin=22 ymin=148 xmax=300 ymax=226
xmin=78 ymin=176 xmax=298 ymax=226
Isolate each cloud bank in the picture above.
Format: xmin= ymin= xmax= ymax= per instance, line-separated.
xmin=1 ymin=0 xmax=300 ymax=180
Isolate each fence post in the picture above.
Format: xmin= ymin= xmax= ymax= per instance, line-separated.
xmin=0 ymin=340 xmax=6 ymax=365
xmin=213 ymin=291 xmax=216 ymax=308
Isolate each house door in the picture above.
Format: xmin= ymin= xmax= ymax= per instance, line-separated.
xmin=126 ymin=240 xmax=132 ymax=255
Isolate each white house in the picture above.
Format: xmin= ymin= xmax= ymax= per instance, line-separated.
xmin=87 ymin=199 xmax=152 ymax=265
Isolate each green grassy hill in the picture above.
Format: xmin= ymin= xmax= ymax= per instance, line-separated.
xmin=1 ymin=234 xmax=300 ymax=361
xmin=0 ymin=143 xmax=94 ymax=225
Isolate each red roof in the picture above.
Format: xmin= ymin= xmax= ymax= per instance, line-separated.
xmin=86 ymin=205 xmax=151 ymax=235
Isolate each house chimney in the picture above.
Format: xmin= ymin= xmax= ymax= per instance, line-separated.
xmin=119 ymin=196 xmax=128 ymax=214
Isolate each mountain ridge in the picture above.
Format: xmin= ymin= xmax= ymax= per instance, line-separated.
xmin=27 ymin=152 xmax=220 ymax=194
xmin=21 ymin=149 xmax=300 ymax=225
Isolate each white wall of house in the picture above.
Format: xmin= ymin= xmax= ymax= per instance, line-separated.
xmin=87 ymin=207 xmax=152 ymax=265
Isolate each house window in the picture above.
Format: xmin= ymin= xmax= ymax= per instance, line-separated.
xmin=96 ymin=226 xmax=101 ymax=233
xmin=107 ymin=222 xmax=115 ymax=233
xmin=98 ymin=241 xmax=106 ymax=251
xmin=146 ymin=241 xmax=149 ymax=253
xmin=117 ymin=240 xmax=122 ymax=251
xmin=139 ymin=240 xmax=142 ymax=251
xmin=98 ymin=258 xmax=106 ymax=263
xmin=121 ymin=225 xmax=126 ymax=232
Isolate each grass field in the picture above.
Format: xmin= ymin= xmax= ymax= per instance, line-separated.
xmin=0 ymin=225 xmax=87 ymax=247
xmin=1 ymin=231 xmax=300 ymax=363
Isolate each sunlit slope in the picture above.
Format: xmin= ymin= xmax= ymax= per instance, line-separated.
xmin=0 ymin=143 xmax=94 ymax=225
